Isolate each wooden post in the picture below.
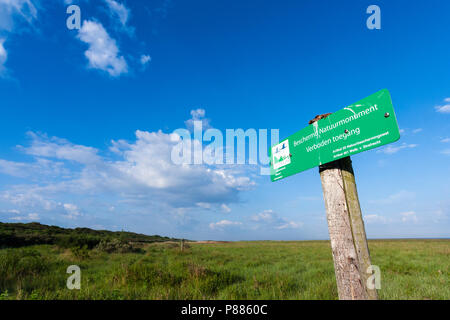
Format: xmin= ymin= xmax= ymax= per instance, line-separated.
xmin=180 ymin=239 xmax=185 ymax=252
xmin=311 ymin=115 xmax=377 ymax=300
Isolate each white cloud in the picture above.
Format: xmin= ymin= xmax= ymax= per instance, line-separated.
xmin=435 ymin=98 xmax=450 ymax=114
xmin=0 ymin=159 xmax=29 ymax=177
xmin=377 ymin=143 xmax=418 ymax=154
xmin=1 ymin=186 xmax=88 ymax=222
xmin=399 ymin=128 xmax=423 ymax=135
xmin=0 ymin=0 xmax=37 ymax=76
xmin=0 ymin=111 xmax=257 ymax=231
xmin=438 ymin=138 xmax=450 ymax=155
xmin=364 ymin=214 xmax=387 ymax=224
xmin=0 ymin=157 xmax=67 ymax=179
xmin=369 ymin=190 xmax=415 ymax=205
xmin=196 ymin=202 xmax=211 ymax=209
xmin=10 ymin=212 xmax=39 ymax=221
xmin=1 ymin=187 xmax=57 ymax=211
xmin=0 ymin=38 xmax=7 ymax=74
xmin=0 ymin=0 xmax=37 ymax=32
xmin=77 ymin=20 xmax=128 ymax=77
xmin=209 ymin=220 xmax=242 ymax=230
xmin=251 ymin=209 xmax=276 ymax=222
xmin=275 ymin=221 xmax=302 ymax=230
xmin=110 ymin=130 xmax=252 ymax=194
xmin=0 ymin=121 xmax=254 ymax=218
xmin=63 ymin=203 xmax=81 ymax=219
xmin=250 ymin=210 xmax=302 ymax=230
xmin=190 ymin=109 xmax=205 ymax=119
xmin=105 ymin=0 xmax=130 ymax=27
xmin=431 ymin=208 xmax=449 ymax=224
xmin=400 ymin=211 xmax=418 ymax=223
xmin=20 ymin=131 xmax=100 ymax=164
xmin=104 ymin=0 xmax=135 ymax=35
xmin=185 ymin=108 xmax=211 ymax=130
xmin=140 ymin=54 xmax=151 ymax=65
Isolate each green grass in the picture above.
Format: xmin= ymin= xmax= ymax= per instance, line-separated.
xmin=0 ymin=239 xmax=448 ymax=300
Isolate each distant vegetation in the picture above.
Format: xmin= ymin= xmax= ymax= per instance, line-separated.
xmin=0 ymin=222 xmax=179 ymax=249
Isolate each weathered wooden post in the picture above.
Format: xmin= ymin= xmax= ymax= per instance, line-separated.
xmin=310 ymin=115 xmax=377 ymax=300
xmin=180 ymin=238 xmax=185 ymax=252
xmin=270 ymin=90 xmax=400 ymax=300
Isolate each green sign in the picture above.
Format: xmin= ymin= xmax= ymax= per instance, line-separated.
xmin=270 ymin=89 xmax=400 ymax=182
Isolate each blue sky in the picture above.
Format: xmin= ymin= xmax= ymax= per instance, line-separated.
xmin=0 ymin=0 xmax=449 ymax=240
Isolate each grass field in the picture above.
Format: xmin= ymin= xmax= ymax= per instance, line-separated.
xmin=0 ymin=239 xmax=448 ymax=300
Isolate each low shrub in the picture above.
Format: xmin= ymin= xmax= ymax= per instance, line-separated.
xmin=0 ymin=248 xmax=50 ymax=293
xmin=95 ymin=239 xmax=143 ymax=254
xmin=70 ymin=245 xmax=90 ymax=260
